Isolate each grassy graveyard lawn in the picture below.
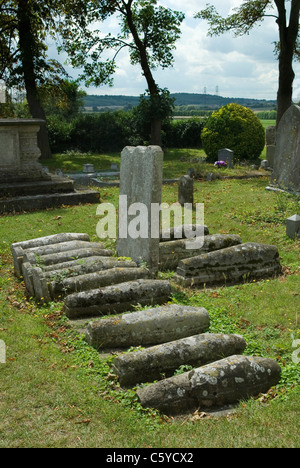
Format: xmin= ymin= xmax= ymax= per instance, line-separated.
xmin=42 ymin=147 xmax=269 ymax=180
xmin=0 ymin=149 xmax=299 ymax=448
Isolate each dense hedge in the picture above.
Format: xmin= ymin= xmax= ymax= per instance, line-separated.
xmin=201 ymin=104 xmax=265 ymax=162
xmin=47 ymin=111 xmax=205 ymax=153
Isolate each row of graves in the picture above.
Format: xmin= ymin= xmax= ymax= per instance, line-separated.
xmin=9 ymin=141 xmax=287 ymax=417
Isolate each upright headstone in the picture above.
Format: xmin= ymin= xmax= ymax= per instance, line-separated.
xmin=218 ymin=148 xmax=234 ymax=168
xmin=83 ymin=164 xmax=95 ymax=174
xmin=117 ymin=146 xmax=163 ymax=272
xmin=178 ymin=175 xmax=193 ymax=206
xmin=271 ymin=105 xmax=300 ymax=193
xmin=286 ymin=215 xmax=300 ymax=239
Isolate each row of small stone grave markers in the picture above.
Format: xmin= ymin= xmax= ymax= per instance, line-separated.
xmin=11 ymin=228 xmax=283 ymax=307
xmin=11 ymin=231 xmax=282 ymax=416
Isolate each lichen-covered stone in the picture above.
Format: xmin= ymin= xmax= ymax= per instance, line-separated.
xmin=64 ymin=279 xmax=172 ymax=319
xmin=85 ymin=304 xmax=210 ymax=349
xmin=11 ymin=233 xmax=90 ymax=276
xmin=23 ymin=246 xmax=114 ymax=268
xmin=113 ymin=333 xmax=246 ymax=387
xmin=175 ymin=242 xmax=282 ymax=287
xmin=159 ymin=234 xmax=242 ymax=271
xmin=137 ymin=355 xmax=281 ymax=415
xmin=34 ymin=266 xmax=150 ymax=301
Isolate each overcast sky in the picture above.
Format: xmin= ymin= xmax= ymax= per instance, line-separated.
xmin=49 ymin=0 xmax=300 ymax=101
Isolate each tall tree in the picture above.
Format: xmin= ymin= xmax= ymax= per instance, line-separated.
xmin=0 ymin=0 xmax=65 ymax=159
xmin=58 ymin=0 xmax=184 ymax=145
xmin=195 ymin=0 xmax=300 ymax=127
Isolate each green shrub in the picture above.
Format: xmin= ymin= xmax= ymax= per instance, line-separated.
xmin=47 ymin=115 xmax=74 ymax=153
xmin=164 ymin=118 xmax=205 ymax=148
xmin=69 ymin=112 xmax=128 ymax=153
xmin=201 ymin=103 xmax=265 ymax=162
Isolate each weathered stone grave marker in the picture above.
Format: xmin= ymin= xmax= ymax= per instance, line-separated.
xmin=218 ymin=148 xmax=234 ymax=168
xmin=117 ymin=146 xmax=163 ymax=272
xmin=113 ymin=333 xmax=247 ymax=387
xmin=175 ymin=242 xmax=282 ymax=287
xmin=286 ymin=214 xmax=300 ymax=239
xmin=85 ymin=304 xmax=210 ymax=349
xmin=0 ymin=119 xmax=99 ymax=213
xmin=137 ymin=355 xmax=281 ymax=416
xmin=178 ymin=175 xmax=194 ymax=206
xmin=64 ymin=279 xmax=171 ymax=319
xmin=270 ymin=105 xmax=300 ymax=193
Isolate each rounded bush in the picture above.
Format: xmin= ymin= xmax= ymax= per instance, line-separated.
xmin=201 ymin=103 xmax=265 ymax=162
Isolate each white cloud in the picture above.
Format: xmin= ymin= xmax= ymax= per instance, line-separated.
xmin=51 ymin=0 xmax=300 ymax=101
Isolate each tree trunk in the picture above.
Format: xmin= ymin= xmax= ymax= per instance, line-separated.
xmin=151 ymin=119 xmax=162 ymax=146
xmin=17 ymin=1 xmax=52 ymax=159
xmin=124 ymin=3 xmax=162 ymax=146
xmin=277 ymin=48 xmax=295 ymax=126
xmin=275 ymin=0 xmax=300 ymax=127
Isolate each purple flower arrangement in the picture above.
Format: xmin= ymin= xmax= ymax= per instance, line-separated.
xmin=214 ymin=160 xmax=227 ymax=168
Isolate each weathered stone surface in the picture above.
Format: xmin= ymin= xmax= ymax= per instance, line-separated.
xmin=22 ymin=255 xmax=127 ymax=293
xmin=40 ymin=255 xmax=124 ymax=273
xmin=286 ymin=214 xmax=300 ymax=239
xmin=33 ymin=266 xmax=150 ymax=301
xmin=178 ymin=175 xmax=193 ymax=206
xmin=270 ymin=105 xmax=300 ymax=192
xmin=0 ymin=176 xmax=75 ymax=198
xmin=117 ymin=146 xmax=164 ymax=272
xmin=11 ymin=233 xmax=91 ymax=276
xmin=0 ymin=120 xmax=99 ymax=214
xmin=266 ymin=126 xmax=276 ymax=146
xmin=159 ymin=224 xmax=209 ymax=242
xmin=12 ymin=232 xmax=91 ymax=252
xmin=113 ymin=333 xmax=247 ymax=387
xmin=23 ymin=246 xmax=114 ymax=268
xmin=218 ymin=148 xmax=234 ymax=168
xmin=85 ymin=304 xmax=210 ymax=349
xmin=175 ymin=242 xmax=282 ymax=287
xmin=0 ymin=188 xmax=100 ymax=214
xmin=64 ymin=279 xmax=172 ymax=319
xmin=137 ymin=355 xmax=281 ymax=415
xmin=159 ymin=234 xmax=242 ymax=271
xmin=25 ymin=240 xmax=104 ymax=257
xmin=0 ymin=119 xmax=50 ymax=183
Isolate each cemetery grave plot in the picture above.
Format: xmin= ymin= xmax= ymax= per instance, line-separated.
xmin=0 ymin=119 xmax=100 ymax=214
xmin=9 ymin=143 xmax=289 ymax=417
xmin=11 ymin=225 xmax=283 ymax=416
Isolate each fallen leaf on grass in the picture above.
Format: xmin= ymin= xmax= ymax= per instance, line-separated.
xmin=74 ymin=419 xmax=91 ymax=425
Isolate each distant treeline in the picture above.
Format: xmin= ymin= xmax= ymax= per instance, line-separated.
xmin=84 ymin=92 xmax=277 ymax=112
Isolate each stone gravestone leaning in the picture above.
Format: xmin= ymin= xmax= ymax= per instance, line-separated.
xmin=117 ymin=146 xmax=164 ymax=273
xmin=218 ymin=148 xmax=234 ymax=168
xmin=270 ymin=105 xmax=300 ymax=193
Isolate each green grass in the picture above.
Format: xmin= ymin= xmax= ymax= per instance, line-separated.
xmin=1 ymin=142 xmax=300 ymax=448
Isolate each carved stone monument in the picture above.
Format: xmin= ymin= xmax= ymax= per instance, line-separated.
xmin=0 ymin=119 xmax=99 ymax=213
xmin=0 ymin=119 xmax=50 ymax=183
